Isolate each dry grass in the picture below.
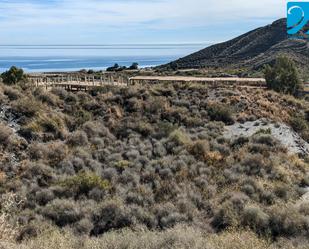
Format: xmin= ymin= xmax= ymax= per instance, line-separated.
xmin=4 ymin=227 xmax=308 ymax=249
xmin=207 ymin=230 xmax=271 ymax=249
xmin=0 ymin=193 xmax=24 ymax=243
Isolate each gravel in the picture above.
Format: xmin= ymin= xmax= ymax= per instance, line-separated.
xmin=223 ymin=119 xmax=309 ymax=155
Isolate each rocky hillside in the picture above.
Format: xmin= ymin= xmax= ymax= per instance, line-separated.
xmin=0 ymin=82 xmax=308 ymax=248
xmin=161 ymin=19 xmax=309 ymax=77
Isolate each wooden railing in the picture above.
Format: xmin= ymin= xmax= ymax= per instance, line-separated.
xmin=128 ymin=76 xmax=266 ymax=87
xmin=27 ymin=74 xmax=267 ymax=91
xmin=28 ymin=74 xmax=129 ymax=90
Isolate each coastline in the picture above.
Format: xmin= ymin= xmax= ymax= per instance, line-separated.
xmin=0 ymin=55 xmax=179 ymax=73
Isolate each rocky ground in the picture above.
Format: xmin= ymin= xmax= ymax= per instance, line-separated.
xmin=223 ymin=119 xmax=309 ymax=155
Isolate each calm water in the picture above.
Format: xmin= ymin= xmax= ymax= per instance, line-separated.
xmin=0 ymin=44 xmax=209 ymax=72
xmin=0 ymin=55 xmax=180 ymax=73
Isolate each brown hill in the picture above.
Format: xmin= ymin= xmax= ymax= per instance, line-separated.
xmin=161 ymin=19 xmax=309 ymax=77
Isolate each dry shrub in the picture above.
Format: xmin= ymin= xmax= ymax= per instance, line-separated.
xmin=37 ymin=90 xmax=60 ymax=106
xmin=207 ymin=103 xmax=234 ymax=125
xmin=275 ymin=238 xmax=309 ymax=249
xmin=0 ymin=193 xmax=24 ymax=243
xmin=19 ymin=225 xmax=206 ymax=249
xmin=290 ymin=116 xmax=308 ymax=133
xmin=51 ymin=88 xmax=68 ymax=100
xmin=299 ymin=202 xmax=309 ymax=216
xmin=47 ymin=142 xmax=68 ymax=164
xmin=0 ymin=171 xmax=7 ymax=185
xmin=241 ymin=154 xmax=272 ymax=176
xmin=22 ymin=162 xmax=54 ymax=187
xmin=28 ymin=142 xmax=69 ymax=165
xmin=1 ymin=81 xmax=309 ymax=249
xmin=211 ymin=202 xmax=240 ymax=231
xmin=41 ymin=199 xmax=82 ymax=227
xmin=3 ymin=86 xmax=21 ymax=101
xmin=125 ymin=97 xmax=143 ymax=112
xmin=2 ymin=220 xmax=309 ymax=249
xmin=144 ymin=96 xmax=169 ymax=114
xmin=189 ymin=140 xmax=209 ymax=161
xmin=212 ymin=192 xmax=249 ymax=231
xmin=91 ymin=200 xmax=133 ymax=236
xmin=169 ymin=129 xmax=191 ymax=146
xmin=28 ymin=143 xmax=49 ymax=160
xmin=82 ymin=121 xmax=106 ymax=138
xmin=268 ymin=204 xmax=307 ymax=237
xmin=26 ymin=113 xmax=66 ymax=137
xmin=0 ymin=124 xmax=13 ymax=144
xmin=10 ymin=226 xmax=307 ymax=249
xmin=206 ymin=151 xmax=224 ymax=165
xmin=67 ymin=131 xmax=88 ymax=147
xmin=12 ymin=97 xmax=42 ymax=118
xmin=207 ymin=230 xmax=272 ymax=249
xmin=188 ymin=139 xmax=223 ymax=164
xmin=242 ymin=206 xmax=269 ymax=234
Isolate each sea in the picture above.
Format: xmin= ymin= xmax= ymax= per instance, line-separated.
xmin=0 ymin=44 xmax=210 ymax=73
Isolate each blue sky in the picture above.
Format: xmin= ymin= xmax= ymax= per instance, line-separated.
xmin=0 ymin=0 xmax=287 ymax=58
xmin=0 ymin=0 xmax=285 ymax=45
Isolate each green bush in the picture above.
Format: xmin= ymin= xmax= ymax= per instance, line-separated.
xmin=60 ymin=172 xmax=110 ymax=196
xmin=252 ymin=134 xmax=278 ymax=147
xmin=290 ymin=115 xmax=308 ymax=132
xmin=1 ymin=66 xmax=26 ymax=85
xmin=129 ymin=62 xmax=139 ymax=70
xmin=73 ymin=109 xmax=92 ymax=127
xmin=39 ymin=115 xmax=64 ymax=134
xmin=207 ymin=103 xmax=234 ymax=125
xmin=168 ymin=129 xmax=191 ymax=146
xmin=254 ymin=128 xmax=271 ymax=135
xmin=114 ymin=160 xmax=131 ymax=171
xmin=264 ymin=56 xmax=302 ymax=96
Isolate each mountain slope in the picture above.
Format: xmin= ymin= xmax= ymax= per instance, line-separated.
xmin=161 ymin=19 xmax=309 ymax=75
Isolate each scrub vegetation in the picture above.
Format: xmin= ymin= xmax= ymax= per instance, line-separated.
xmin=0 ymin=81 xmax=308 ymax=248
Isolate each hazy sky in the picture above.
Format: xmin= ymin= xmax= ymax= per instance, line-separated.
xmin=0 ymin=0 xmax=285 ymax=45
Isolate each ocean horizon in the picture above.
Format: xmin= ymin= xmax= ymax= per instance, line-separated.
xmin=0 ymin=43 xmax=210 ymax=73
xmin=0 ymin=55 xmax=180 ymax=73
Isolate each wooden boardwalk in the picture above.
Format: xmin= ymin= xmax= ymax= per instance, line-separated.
xmin=28 ymin=74 xmax=267 ymax=91
xmin=129 ymin=76 xmax=266 ymax=86
xmin=29 ymin=74 xmax=129 ymax=90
